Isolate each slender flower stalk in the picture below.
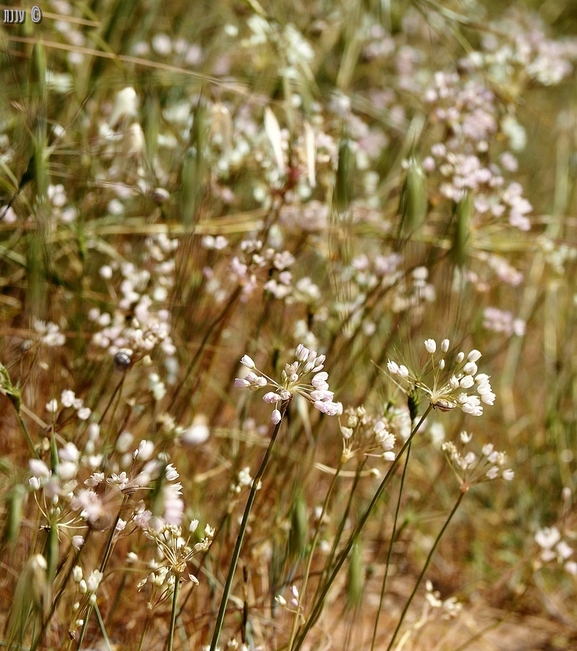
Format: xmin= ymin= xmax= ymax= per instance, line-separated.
xmin=385 ymin=490 xmax=467 ymax=651
xmin=371 ymin=440 xmax=413 ymax=651
xmin=209 ymin=400 xmax=289 ymax=651
xmin=310 ymin=457 xmax=368 ymax=610
xmin=30 ymin=530 xmax=92 ymax=651
xmin=75 ymin=499 xmax=128 ymax=651
xmin=287 ymin=458 xmax=346 ymax=651
xmin=293 ymin=405 xmax=433 ymax=651
xmin=93 ymin=603 xmax=112 ymax=651
xmin=167 ymin=574 xmax=180 ymax=651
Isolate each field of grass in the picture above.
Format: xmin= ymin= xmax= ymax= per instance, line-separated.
xmin=1 ymin=0 xmax=577 ymax=649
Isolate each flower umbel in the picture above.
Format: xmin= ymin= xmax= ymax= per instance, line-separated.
xmin=387 ymin=338 xmax=496 ymax=416
xmin=138 ymin=522 xmax=214 ymax=594
xmin=235 ymin=344 xmax=342 ymax=423
xmin=442 ymin=431 xmax=514 ymax=490
xmin=339 ymin=406 xmax=397 ymax=464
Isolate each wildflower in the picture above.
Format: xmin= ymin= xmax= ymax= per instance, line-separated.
xmin=61 ymin=390 xmax=76 ymax=408
xmin=424 ymin=338 xmax=437 ymax=354
xmin=134 ymin=440 xmax=155 ymax=461
xmin=180 ymin=414 xmax=210 ymax=445
xmin=109 ymin=87 xmax=139 ymax=127
xmin=425 ymin=580 xmax=463 ymax=619
xmin=442 ymin=431 xmax=513 ymax=490
xmin=535 ymin=526 xmax=562 ymax=562
xmin=148 ymin=373 xmax=166 ymax=401
xmin=483 ymin=307 xmax=526 ymax=337
xmin=139 ymin=522 xmax=213 ymax=590
xmin=34 ymin=320 xmax=66 ymax=346
xmin=235 ymin=344 xmax=342 ymax=423
xmin=338 ymin=406 xmax=398 ymax=463
xmin=70 ymin=489 xmax=108 ymax=529
xmin=387 ymin=339 xmax=496 ymax=416
xmin=46 ymin=399 xmax=59 ymax=414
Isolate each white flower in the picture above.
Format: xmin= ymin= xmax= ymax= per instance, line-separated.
xmin=57 ymin=461 xmax=78 ymax=481
xmin=181 ymin=415 xmax=210 ymax=445
xmin=556 ymin=540 xmax=573 ymax=560
xmin=77 ymin=407 xmax=91 ymax=420
xmin=30 ymin=459 xmax=51 ymax=478
xmin=86 ymin=570 xmax=103 ymax=593
xmin=135 ymin=440 xmax=154 ymax=460
xmin=235 ymin=344 xmax=341 ymax=423
xmin=109 ymin=87 xmax=138 ymax=126
xmin=467 ymin=349 xmax=482 ymax=362
xmin=565 ymin=561 xmax=577 ymax=575
xmin=535 ymin=526 xmax=561 ymax=550
xmin=61 ymin=390 xmax=76 ymax=408
xmin=387 ymin=360 xmax=400 ymax=374
xmin=424 ymin=339 xmax=437 ymax=354
xmin=240 ymin=355 xmax=256 ymax=369
xmin=60 ymin=442 xmax=80 ymax=463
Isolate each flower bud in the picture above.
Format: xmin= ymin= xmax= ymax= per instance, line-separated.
xmin=424 ymin=338 xmax=437 ymax=354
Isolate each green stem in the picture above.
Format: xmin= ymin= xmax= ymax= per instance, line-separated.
xmin=311 ymin=458 xmax=366 ymax=610
xmin=30 ymin=529 xmax=92 ymax=651
xmin=287 ymin=458 xmax=345 ymax=651
xmin=94 ymin=603 xmax=112 ymax=651
xmin=16 ymin=409 xmax=40 ymax=458
xmin=76 ymin=500 xmax=127 ymax=651
xmin=208 ymin=402 xmax=287 ymax=651
xmin=167 ymin=574 xmax=180 ymax=651
xmin=293 ymin=405 xmax=432 ymax=651
xmin=371 ymin=440 xmax=412 ymax=651
xmin=386 ymin=488 xmax=467 ymax=651
xmin=136 ymin=614 xmax=151 ymax=651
